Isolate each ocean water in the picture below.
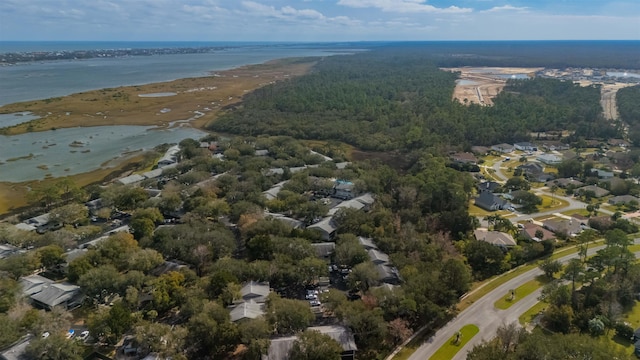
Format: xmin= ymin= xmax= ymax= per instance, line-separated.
xmin=0 ymin=43 xmax=352 ymax=106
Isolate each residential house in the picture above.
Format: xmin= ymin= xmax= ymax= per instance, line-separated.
xmin=609 ymin=195 xmax=640 ymax=205
xmin=117 ymin=174 xmax=145 ymax=185
xmin=0 ymin=244 xmax=20 ymax=259
xmin=520 ymin=223 xmax=556 ymax=242
xmin=30 ymin=282 xmax=83 ymax=310
xmin=0 ymin=335 xmax=32 ymax=360
xmin=333 ymin=181 xmax=355 ymax=200
xmin=608 ymin=138 xmax=630 ymax=148
xmin=474 ymin=191 xmax=508 ymax=211
xmin=311 ymin=242 xmax=336 ymax=261
xmin=491 ymin=143 xmax=515 ymax=153
xmin=546 ymin=178 xmax=584 ymax=188
xmin=358 ymin=237 xmax=377 ymax=250
xmin=239 ymin=281 xmax=270 ymax=303
xmin=267 ymin=213 xmax=304 ymax=229
xmin=539 ymin=141 xmax=570 ymax=151
xmin=589 ymin=169 xmax=614 ymax=179
xmin=20 ymin=274 xmax=54 ymax=296
xmin=543 ymin=219 xmax=583 ymax=237
xmin=517 ymin=163 xmax=553 ymax=182
xmin=255 ymin=149 xmax=269 ymax=156
xmin=376 ymin=264 xmax=402 ymax=285
xmin=157 ymin=145 xmax=180 ymax=168
xmin=450 ymin=152 xmax=478 ymax=165
xmin=149 ymin=260 xmax=188 ymax=277
xmin=229 ymin=301 xmax=265 ymax=323
xmin=263 ymin=181 xmax=288 ymax=201
xmin=514 ymin=142 xmax=537 ymax=151
xmin=328 ymin=199 xmax=366 ymax=216
xmin=576 ymin=185 xmax=610 ymax=198
xmin=473 ymin=228 xmax=517 ymax=248
xmin=307 ymin=217 xmax=337 ymax=241
xmin=335 ymin=162 xmax=351 ymax=170
xmin=536 ymin=153 xmax=563 ymax=165
xmin=263 ymin=325 xmax=357 ymax=360
xmin=477 ymin=181 xmax=501 ymax=193
xmin=368 ymin=249 xmax=390 ymax=265
xmin=471 ymin=146 xmax=490 ymax=155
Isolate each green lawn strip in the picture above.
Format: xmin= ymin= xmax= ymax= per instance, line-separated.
xmin=518 ymin=302 xmax=547 ymax=326
xmin=494 ymin=277 xmax=548 ymax=310
xmin=460 ymin=240 xmax=605 ymax=312
xmin=538 ymin=195 xmax=570 ymax=212
xmin=429 ymin=325 xmax=479 ymax=360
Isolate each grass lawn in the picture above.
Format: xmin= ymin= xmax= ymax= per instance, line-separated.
xmin=539 ymin=195 xmax=570 ymax=212
xmin=494 ymin=277 xmax=549 ymax=310
xmin=468 ymin=203 xmax=510 ymax=217
xmin=561 ymin=208 xmax=591 ymax=217
xmin=519 ymin=302 xmax=547 ymax=325
xmin=429 ymin=324 xmax=479 ymax=360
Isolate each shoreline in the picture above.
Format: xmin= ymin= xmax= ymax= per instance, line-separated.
xmin=0 ymin=57 xmax=318 ymax=136
xmin=0 ymin=57 xmax=319 ymax=215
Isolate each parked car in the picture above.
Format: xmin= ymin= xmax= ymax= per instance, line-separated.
xmin=77 ymin=331 xmax=90 ymax=341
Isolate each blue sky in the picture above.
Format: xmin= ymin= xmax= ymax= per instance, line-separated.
xmin=1 ymin=0 xmax=638 ymax=41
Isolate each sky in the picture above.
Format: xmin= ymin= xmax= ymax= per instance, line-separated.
xmin=0 ymin=0 xmax=639 ymax=42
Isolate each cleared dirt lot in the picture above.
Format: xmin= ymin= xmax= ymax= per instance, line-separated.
xmin=443 ymin=67 xmax=543 ymax=106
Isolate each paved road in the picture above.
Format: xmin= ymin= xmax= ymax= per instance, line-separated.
xmin=407 ymin=245 xmax=612 ymax=360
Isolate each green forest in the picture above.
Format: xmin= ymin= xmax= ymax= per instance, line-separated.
xmin=211 ymin=48 xmax=617 ymax=151
xmin=618 ymin=85 xmax=640 ymax=146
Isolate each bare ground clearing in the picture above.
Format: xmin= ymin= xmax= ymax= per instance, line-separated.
xmin=443 ymin=67 xmax=543 ymax=106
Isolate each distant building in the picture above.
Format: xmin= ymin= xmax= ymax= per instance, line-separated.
xmin=576 ymin=185 xmax=610 ymax=198
xmin=546 ymin=178 xmax=584 ymax=188
xmin=536 ymin=153 xmax=563 ymax=165
xmin=240 ymin=281 xmax=270 ymax=304
xmin=473 ymin=228 xmax=516 ymax=248
xmin=450 ymin=152 xmax=478 ymax=165
xmin=589 ymin=169 xmax=614 ymax=179
xmin=307 ymin=217 xmax=338 ymax=241
xmin=543 ymin=219 xmax=583 ymax=237
xmin=229 ymin=301 xmax=265 ymax=323
xmin=474 ymin=191 xmax=508 ymax=211
xmin=157 ymin=145 xmax=180 ymax=168
xmin=263 ymin=325 xmax=357 ymax=360
xmin=311 ymin=242 xmax=336 ymax=261
xmin=0 ymin=335 xmax=32 ymax=360
xmin=520 ymin=223 xmax=556 ymax=242
xmin=29 ymin=282 xmax=83 ymax=311
xmin=514 ymin=142 xmax=537 ymax=151
xmin=609 ymin=195 xmax=640 ymax=205
xmin=333 ymin=180 xmax=355 ymax=200
xmin=491 ymin=143 xmax=515 ymax=153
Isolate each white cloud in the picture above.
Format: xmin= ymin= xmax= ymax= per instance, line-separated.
xmin=482 ymin=5 xmax=529 ymax=13
xmin=337 ymin=0 xmax=472 ymax=14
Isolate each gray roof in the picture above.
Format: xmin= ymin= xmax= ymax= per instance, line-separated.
xmin=311 ymin=242 xmax=335 ymax=258
xmin=0 ymin=244 xmax=20 ymax=259
xmin=309 ymin=325 xmax=357 ymax=352
xmin=117 ymin=174 xmax=145 ymax=185
xmin=577 ymin=185 xmax=610 ymax=198
xmin=543 ymin=219 xmax=583 ymax=236
xmin=0 ymin=336 xmax=32 ymax=360
xmin=30 ymin=282 xmax=80 ymax=308
xmin=475 ymin=191 xmax=507 ymax=211
xmin=328 ymin=199 xmax=365 ymax=216
xmin=335 ymin=162 xmax=351 ymax=169
xmin=142 ymin=168 xmax=163 ymax=179
xmin=358 ymin=236 xmax=377 ymax=250
xmin=229 ymin=301 xmax=265 ymax=322
xmin=609 ymin=195 xmax=639 ymax=205
xmin=353 ymin=193 xmax=375 ymax=206
xmin=14 ymin=223 xmax=36 ymax=231
xmin=473 ymin=229 xmax=517 ymax=247
xmin=255 ymin=149 xmax=269 ymax=156
xmin=263 ymin=181 xmax=288 ymax=200
xmin=20 ymin=274 xmax=54 ymax=296
xmin=263 ymin=325 xmax=357 ymax=360
xmin=64 ymin=248 xmax=88 ymax=264
xmin=240 ymin=281 xmax=270 ymax=303
xmin=376 ymin=264 xmax=401 ymax=283
xmin=24 ymin=213 xmax=50 ymax=227
xmin=307 ymin=217 xmax=337 ymax=240
xmin=368 ymin=249 xmax=390 ymax=264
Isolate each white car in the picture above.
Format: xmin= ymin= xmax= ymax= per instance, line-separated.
xmin=77 ymin=330 xmax=90 ymax=341
xmin=42 ymin=332 xmax=50 ymax=338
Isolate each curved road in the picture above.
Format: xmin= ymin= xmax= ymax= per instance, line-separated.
xmin=407 ymin=245 xmax=629 ymax=360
